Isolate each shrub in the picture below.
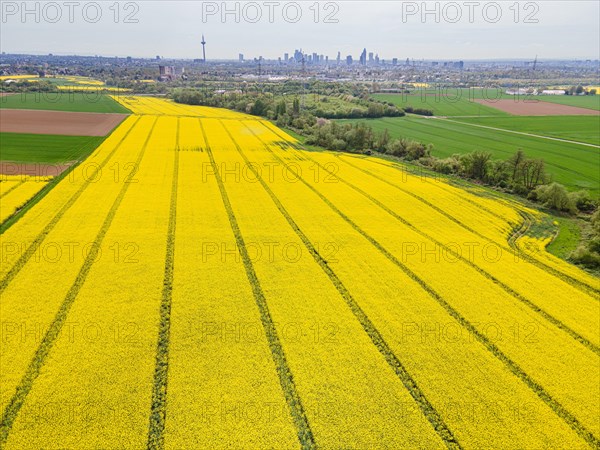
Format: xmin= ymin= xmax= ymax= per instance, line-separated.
xmin=571 ymin=245 xmax=600 ymax=268
xmin=534 ymin=183 xmax=577 ymax=214
xmin=568 ymin=190 xmax=595 ymax=212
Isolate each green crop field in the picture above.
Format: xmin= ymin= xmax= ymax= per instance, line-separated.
xmin=453 ymin=116 xmax=600 ymax=145
xmin=0 ymin=92 xmax=131 ymax=113
xmin=0 ymin=132 xmax=104 ymax=163
xmin=340 ymin=116 xmax=599 ymax=194
xmin=374 ymin=88 xmax=600 ymax=114
xmin=372 ymin=92 xmax=508 ymax=117
xmin=532 ymin=94 xmax=600 ymax=111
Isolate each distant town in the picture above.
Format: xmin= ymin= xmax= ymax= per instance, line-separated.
xmin=1 ymin=39 xmax=598 ymax=90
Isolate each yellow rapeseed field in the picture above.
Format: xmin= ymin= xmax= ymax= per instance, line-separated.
xmin=0 ymin=96 xmax=597 ymax=449
xmin=0 ymin=176 xmax=52 ymax=224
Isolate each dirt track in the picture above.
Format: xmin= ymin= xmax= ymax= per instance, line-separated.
xmin=473 ymin=99 xmax=600 ymax=116
xmin=0 ymin=109 xmax=127 ymax=136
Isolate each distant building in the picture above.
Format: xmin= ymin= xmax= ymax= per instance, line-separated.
xmin=239 ymin=53 xmax=244 ymax=62
xmin=359 ymin=48 xmax=367 ymax=66
xmin=159 ymin=65 xmax=184 ymax=81
xmin=505 ymin=88 xmax=530 ymax=96
xmin=346 ymin=55 xmax=353 ymax=66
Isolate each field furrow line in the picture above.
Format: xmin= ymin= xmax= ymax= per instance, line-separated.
xmin=0 ymin=117 xmax=157 ymax=445
xmin=341 ymin=152 xmax=511 ymax=223
xmin=226 ymin=121 xmax=462 ymax=450
xmin=351 ymin=155 xmax=599 ymax=298
xmin=0 ymin=116 xmax=141 ymax=293
xmin=246 ymin=124 xmax=600 ymax=449
xmin=262 ymin=122 xmax=599 ymax=298
xmin=146 ymin=119 xmax=180 ymax=450
xmin=283 ymin=147 xmax=599 ymax=355
xmin=0 ymin=180 xmax=26 ymax=200
xmin=0 ymin=181 xmax=51 ymax=225
xmin=260 ymin=120 xmax=514 ymax=227
xmin=199 ymin=119 xmax=316 ymax=450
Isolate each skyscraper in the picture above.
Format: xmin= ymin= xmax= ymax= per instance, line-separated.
xmin=359 ymin=48 xmax=367 ymax=66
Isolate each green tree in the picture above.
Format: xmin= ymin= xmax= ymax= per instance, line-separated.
xmin=275 ymin=99 xmax=286 ymax=118
xmin=292 ymin=97 xmax=300 ymax=115
xmin=460 ymin=151 xmax=491 ymax=181
xmin=508 ymin=149 xmax=526 ymax=182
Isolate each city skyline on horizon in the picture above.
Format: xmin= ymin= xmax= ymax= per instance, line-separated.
xmin=1 ymin=1 xmax=599 ymax=61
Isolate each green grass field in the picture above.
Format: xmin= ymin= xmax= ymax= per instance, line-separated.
xmin=0 ymin=132 xmax=104 ymax=163
xmin=373 ymin=92 xmax=508 ymax=117
xmin=531 ymin=94 xmax=600 ymax=111
xmin=453 ymin=116 xmax=600 ymax=146
xmin=546 ymin=217 xmax=583 ymax=260
xmin=374 ymin=89 xmax=600 ymax=114
xmin=0 ymin=92 xmax=130 ymax=113
xmin=341 ymin=116 xmax=599 ymax=194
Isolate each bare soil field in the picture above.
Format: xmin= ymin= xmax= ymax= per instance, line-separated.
xmin=473 ymin=99 xmax=600 ymax=116
xmin=0 ymin=109 xmax=127 ymax=136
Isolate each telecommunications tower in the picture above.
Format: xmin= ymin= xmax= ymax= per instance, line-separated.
xmin=201 ymin=34 xmax=207 ymax=62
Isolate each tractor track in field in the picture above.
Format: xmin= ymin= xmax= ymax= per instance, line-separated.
xmin=339 ymin=152 xmax=512 ymax=224
xmin=0 ymin=180 xmax=27 ymax=200
xmin=440 ymin=117 xmax=600 ymax=148
xmin=200 ymin=119 xmax=316 ymax=450
xmin=147 ymin=119 xmax=180 ymax=450
xmin=224 ymin=120 xmax=462 ymax=450
xmin=277 ymin=140 xmax=599 ymax=356
xmin=246 ymin=122 xmax=600 ymax=449
xmin=0 ymin=116 xmax=142 ymax=294
xmin=263 ymin=123 xmax=599 ymax=298
xmin=378 ymin=117 xmax=596 ymax=181
xmin=0 ymin=118 xmax=157 ymax=446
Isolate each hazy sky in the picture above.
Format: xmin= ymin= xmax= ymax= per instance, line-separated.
xmin=1 ymin=1 xmax=599 ymax=60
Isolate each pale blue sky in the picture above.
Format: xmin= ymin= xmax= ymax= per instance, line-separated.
xmin=1 ymin=1 xmax=599 ymax=60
